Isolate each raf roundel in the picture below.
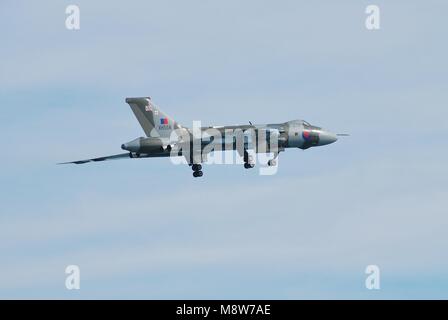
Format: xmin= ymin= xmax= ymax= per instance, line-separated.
xmin=302 ymin=130 xmax=310 ymax=140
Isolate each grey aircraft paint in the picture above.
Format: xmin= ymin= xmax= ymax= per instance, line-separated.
xmin=60 ymin=97 xmax=341 ymax=177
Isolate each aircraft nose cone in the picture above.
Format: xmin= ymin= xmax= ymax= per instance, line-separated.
xmin=318 ymin=130 xmax=338 ymax=146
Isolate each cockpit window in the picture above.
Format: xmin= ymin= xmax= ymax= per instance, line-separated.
xmin=303 ymin=120 xmax=321 ymax=130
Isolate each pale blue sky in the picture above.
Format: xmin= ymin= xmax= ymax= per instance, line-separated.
xmin=1 ymin=1 xmax=448 ymax=299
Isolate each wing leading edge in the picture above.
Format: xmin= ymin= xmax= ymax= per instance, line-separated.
xmin=58 ymin=153 xmax=131 ymax=165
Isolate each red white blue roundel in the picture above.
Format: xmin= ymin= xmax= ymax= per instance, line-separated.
xmin=302 ymin=130 xmax=311 ymax=140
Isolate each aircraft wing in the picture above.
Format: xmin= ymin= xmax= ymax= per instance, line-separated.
xmin=58 ymin=153 xmax=131 ymax=164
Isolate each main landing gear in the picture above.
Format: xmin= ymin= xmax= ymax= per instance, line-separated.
xmin=191 ymin=164 xmax=203 ymax=178
xmin=243 ymin=149 xmax=255 ymax=169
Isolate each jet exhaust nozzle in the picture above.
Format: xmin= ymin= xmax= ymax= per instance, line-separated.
xmin=121 ymin=138 xmax=142 ymax=152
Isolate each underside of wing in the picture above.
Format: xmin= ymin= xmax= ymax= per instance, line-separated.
xmin=58 ymin=153 xmax=131 ymax=164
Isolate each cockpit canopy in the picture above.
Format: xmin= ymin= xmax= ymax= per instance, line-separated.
xmin=302 ymin=120 xmax=321 ymax=130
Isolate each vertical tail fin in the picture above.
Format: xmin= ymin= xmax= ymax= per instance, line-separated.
xmin=125 ymin=97 xmax=181 ymax=138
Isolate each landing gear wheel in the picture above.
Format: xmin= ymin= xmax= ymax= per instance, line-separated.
xmin=268 ymin=159 xmax=277 ymax=166
xmin=244 ymin=163 xmax=254 ymax=169
xmin=192 ymin=164 xmax=202 ymax=171
xmin=193 ymin=170 xmax=203 ymax=178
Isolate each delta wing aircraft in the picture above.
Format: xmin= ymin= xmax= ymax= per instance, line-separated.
xmin=61 ymin=97 xmax=344 ymax=177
